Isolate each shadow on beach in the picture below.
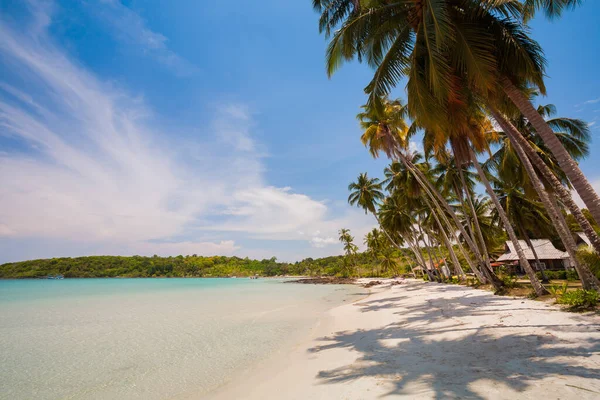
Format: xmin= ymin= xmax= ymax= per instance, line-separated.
xmin=308 ymin=282 xmax=600 ymax=399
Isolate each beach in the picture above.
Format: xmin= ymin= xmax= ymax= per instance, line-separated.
xmin=209 ymin=279 xmax=600 ymax=399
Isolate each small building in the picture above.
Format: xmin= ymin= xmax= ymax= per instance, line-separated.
xmin=574 ymin=232 xmax=592 ymax=248
xmin=495 ymin=239 xmax=571 ymax=272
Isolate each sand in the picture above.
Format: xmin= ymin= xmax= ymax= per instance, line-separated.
xmin=206 ymin=279 xmax=600 ymax=399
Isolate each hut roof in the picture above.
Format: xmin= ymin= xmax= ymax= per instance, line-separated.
xmin=496 ymin=240 xmax=569 ymax=262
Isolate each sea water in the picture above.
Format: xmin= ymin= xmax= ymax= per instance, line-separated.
xmin=0 ymin=278 xmax=359 ymax=399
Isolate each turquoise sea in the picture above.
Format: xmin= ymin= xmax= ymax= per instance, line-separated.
xmin=0 ymin=278 xmax=359 ymax=399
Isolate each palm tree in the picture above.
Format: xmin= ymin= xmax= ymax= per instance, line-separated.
xmin=364 ymin=228 xmax=384 ymax=276
xmin=458 ymin=195 xmax=505 ymax=255
xmin=338 ymin=228 xmax=358 ymax=276
xmin=348 ymin=173 xmax=385 ymax=215
xmin=488 ymin=109 xmax=600 ymax=291
xmin=493 ymin=180 xmax=554 ymax=282
xmin=358 ymin=98 xmax=495 ymax=286
xmin=348 ymin=172 xmax=400 ymax=250
xmin=486 ymin=103 xmax=600 ymax=255
xmin=314 ymin=0 xmax=600 ymax=225
xmin=378 ymin=253 xmax=398 ymax=277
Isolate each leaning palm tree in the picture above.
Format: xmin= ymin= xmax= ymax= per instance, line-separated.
xmin=493 ymin=180 xmax=555 ymax=282
xmin=458 ymin=195 xmax=505 ymax=255
xmin=486 ymin=101 xmax=600 ymax=255
xmin=313 ymin=0 xmax=600 ymax=224
xmin=358 ymin=98 xmax=495 ymax=286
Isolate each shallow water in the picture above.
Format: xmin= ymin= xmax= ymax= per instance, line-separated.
xmin=0 ymin=278 xmax=359 ymax=400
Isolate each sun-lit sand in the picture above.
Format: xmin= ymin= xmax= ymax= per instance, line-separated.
xmin=207 ymin=279 xmax=600 ymax=399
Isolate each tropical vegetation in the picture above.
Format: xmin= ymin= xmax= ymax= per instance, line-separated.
xmin=312 ymin=0 xmax=600 ymax=297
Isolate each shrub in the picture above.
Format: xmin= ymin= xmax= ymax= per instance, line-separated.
xmin=566 ymin=270 xmax=579 ymax=281
xmin=548 ymin=282 xmax=568 ymax=300
xmin=556 ymin=289 xmax=599 ymax=311
xmin=536 ymin=270 xmax=567 ymax=280
xmin=422 ymin=275 xmax=429 ymax=282
xmin=500 ymin=275 xmax=520 ymax=289
xmin=576 ymin=248 xmax=600 ymax=280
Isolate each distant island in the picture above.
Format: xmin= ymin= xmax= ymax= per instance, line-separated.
xmin=0 ymin=252 xmax=411 ymax=279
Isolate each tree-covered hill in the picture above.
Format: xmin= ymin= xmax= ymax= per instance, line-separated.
xmin=0 ymin=250 xmax=413 ymax=279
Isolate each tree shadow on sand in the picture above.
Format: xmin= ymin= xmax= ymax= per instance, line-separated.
xmin=310 ymin=283 xmax=600 ymax=399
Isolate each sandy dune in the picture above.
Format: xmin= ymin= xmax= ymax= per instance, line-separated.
xmin=207 ymin=280 xmax=600 ymax=399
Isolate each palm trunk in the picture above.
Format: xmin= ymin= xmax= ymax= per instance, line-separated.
xmin=502 ymin=78 xmax=600 ymax=225
xmin=453 ymin=181 xmax=476 ymax=243
xmin=398 ymin=153 xmax=501 ymax=287
xmin=418 ymin=222 xmax=439 ymax=282
xmin=425 ymin=196 xmax=467 ymax=279
xmin=495 ymin=114 xmax=600 ymax=255
xmin=519 ymin=225 xmax=549 ymax=283
xmin=491 ymin=109 xmax=600 ymax=292
xmin=459 ymin=166 xmax=495 ymax=275
xmin=425 ymin=229 xmax=445 ymax=279
xmin=469 ymin=147 xmax=548 ymax=296
xmin=406 ymin=234 xmax=429 ymax=270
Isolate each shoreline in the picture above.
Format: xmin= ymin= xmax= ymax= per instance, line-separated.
xmin=205 ymin=279 xmax=600 ymax=399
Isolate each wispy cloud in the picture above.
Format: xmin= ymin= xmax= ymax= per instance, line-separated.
xmin=584 ymin=97 xmax=600 ymax=105
xmin=90 ymin=0 xmax=198 ymax=76
xmin=0 ymin=3 xmax=373 ymax=262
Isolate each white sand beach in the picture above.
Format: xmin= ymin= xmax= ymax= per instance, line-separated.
xmin=208 ymin=279 xmax=600 ymax=399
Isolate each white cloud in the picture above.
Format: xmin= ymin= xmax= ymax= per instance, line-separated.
xmin=409 ymin=140 xmax=422 ymax=154
xmin=310 ymin=236 xmax=337 ymax=248
xmin=0 ymin=4 xmax=373 ymax=262
xmin=584 ymin=97 xmax=600 ymax=105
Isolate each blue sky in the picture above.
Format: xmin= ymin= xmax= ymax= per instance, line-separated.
xmin=0 ymin=0 xmax=598 ymax=263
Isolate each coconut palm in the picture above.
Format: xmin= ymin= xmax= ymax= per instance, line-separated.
xmin=348 ymin=172 xmax=401 ymax=250
xmin=493 ymin=180 xmax=555 ymax=282
xmin=488 ymin=108 xmax=600 ymax=291
xmin=485 ymin=103 xmax=600 ymax=255
xmin=458 ymin=195 xmax=505 ymax=254
xmin=364 ymin=228 xmax=384 ymax=276
xmin=348 ymin=173 xmax=385 ymax=215
xmin=338 ymin=228 xmax=358 ymax=276
xmin=358 ymin=98 xmax=494 ymax=286
xmin=313 ymin=0 xmax=600 ymax=225
xmin=378 ymin=253 xmax=398 ymax=276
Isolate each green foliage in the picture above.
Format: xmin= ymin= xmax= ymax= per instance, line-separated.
xmin=499 ymin=275 xmax=520 ymax=289
xmin=548 ymin=282 xmax=569 ymax=300
xmin=576 ymin=248 xmax=600 ymax=280
xmin=535 ymin=270 xmax=580 ymax=281
xmin=556 ymin=289 xmax=599 ymax=311
xmin=0 ymin=248 xmax=417 ymax=279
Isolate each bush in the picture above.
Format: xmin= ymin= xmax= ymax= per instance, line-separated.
xmin=536 ymin=270 xmax=566 ymax=280
xmin=566 ymin=270 xmax=579 ymax=281
xmin=422 ymin=275 xmax=429 ymax=281
xmin=556 ymin=289 xmax=599 ymax=311
xmin=548 ymin=282 xmax=568 ymax=299
xmin=577 ymin=248 xmax=600 ymax=280
xmin=500 ymin=275 xmax=520 ymax=289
